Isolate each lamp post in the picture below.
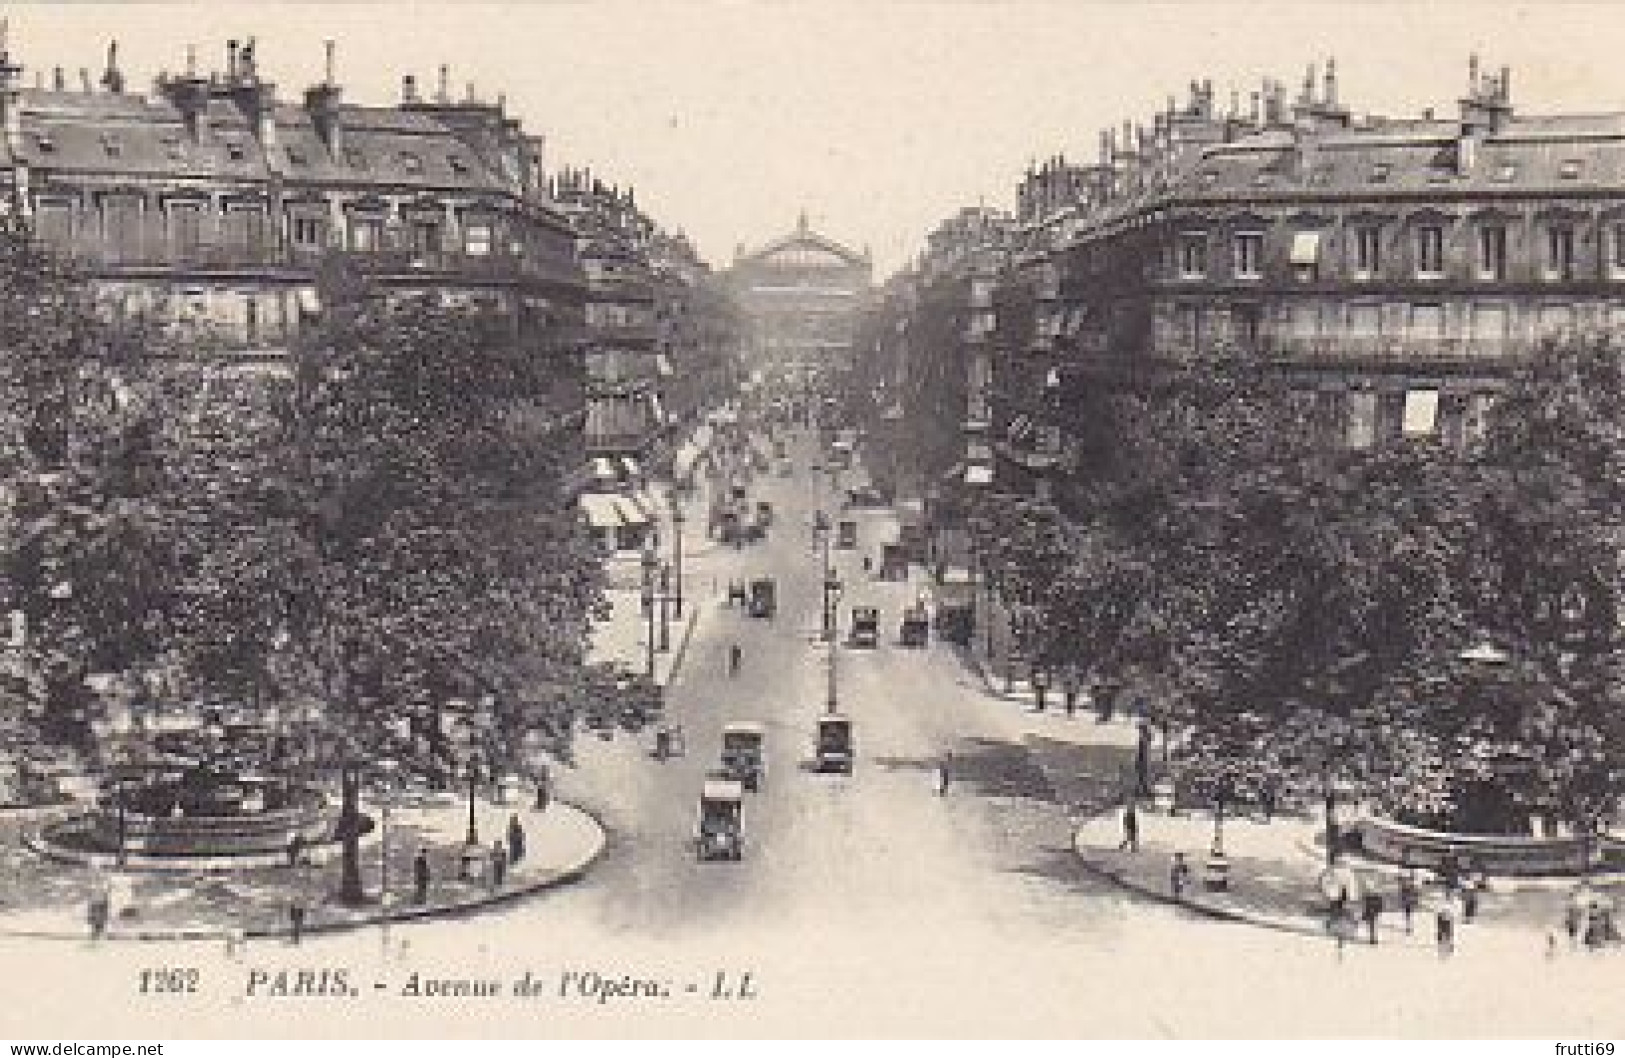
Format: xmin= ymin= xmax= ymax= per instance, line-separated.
xmin=375 ymin=758 xmax=400 ymax=946
xmin=825 ymin=577 xmax=843 ymax=714
xmin=658 ymin=563 xmax=672 ymax=653
xmin=641 ymin=540 xmax=659 ymax=678
xmin=813 ymin=509 xmax=834 ymax=642
xmin=464 ymin=756 xmax=481 ymax=848
xmin=669 ymin=496 xmax=686 ymax=619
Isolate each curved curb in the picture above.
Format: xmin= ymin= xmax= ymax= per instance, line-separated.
xmin=0 ymin=802 xmax=609 ymax=943
xmin=1071 ymin=815 xmax=1329 ymax=941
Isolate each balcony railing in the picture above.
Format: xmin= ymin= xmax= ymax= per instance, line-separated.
xmin=1258 ymin=335 xmax=1534 ymax=363
xmin=45 ymin=236 xmax=580 ymax=287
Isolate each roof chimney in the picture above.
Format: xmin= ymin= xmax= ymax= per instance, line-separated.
xmin=227 ymin=39 xmax=239 ymax=81
xmin=0 ymin=19 xmax=23 ymax=157
xmin=51 ymin=65 xmax=63 ymax=92
xmin=78 ymin=67 xmax=90 ymax=93
xmin=1324 ymin=56 xmax=1338 ymax=107
xmin=305 ymin=42 xmax=343 ymax=157
xmin=437 ymin=63 xmax=450 ymax=103
xmin=100 ymin=40 xmax=125 ymax=94
xmin=402 ymin=73 xmax=418 ymax=103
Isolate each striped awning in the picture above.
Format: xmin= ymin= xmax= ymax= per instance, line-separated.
xmin=615 ymin=493 xmax=653 ymax=525
xmin=965 ymin=464 xmax=994 ymax=486
xmin=578 ymin=493 xmax=625 ymax=529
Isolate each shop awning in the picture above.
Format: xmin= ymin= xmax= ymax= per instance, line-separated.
xmin=615 ymin=493 xmax=653 ymax=526
xmin=673 ymin=443 xmax=701 ymax=479
xmin=621 ymin=457 xmax=642 ymax=479
xmin=578 ymin=493 xmax=625 ymax=529
xmin=967 ymin=441 xmax=994 ymax=463
xmin=295 ymin=288 xmax=322 ymax=315
xmin=655 ymin=354 xmax=674 ymax=377
xmin=591 ymin=456 xmax=618 ymax=481
xmin=692 ymin=423 xmax=714 ymax=450
xmin=1290 ymin=230 xmax=1322 ymax=266
xmin=965 ymin=464 xmax=994 ymax=486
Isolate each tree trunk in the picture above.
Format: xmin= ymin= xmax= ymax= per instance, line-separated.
xmin=338 ymin=763 xmax=366 ymax=905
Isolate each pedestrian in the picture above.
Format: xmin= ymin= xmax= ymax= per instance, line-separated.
xmin=489 ymin=840 xmax=508 ymax=890
xmin=412 ymin=847 xmax=431 ymax=905
xmin=728 ymin=643 xmax=742 ymax=676
xmin=1062 ymin=678 xmax=1079 ymax=719
xmin=1118 ymin=799 xmax=1140 ymax=852
xmin=936 ymin=752 xmax=952 ymax=796
xmin=287 ymin=897 xmax=307 ymax=946
xmin=1435 ymin=892 xmax=1458 ymax=958
xmin=1461 ymin=873 xmax=1480 ymax=923
xmin=286 ymin=832 xmax=306 ymax=869
xmin=1565 ymin=893 xmax=1587 ymax=949
xmin=1398 ymin=868 xmax=1420 ymax=934
xmin=1361 ymin=889 xmax=1384 ymax=945
xmin=534 ymin=764 xmax=551 ymax=812
xmin=1135 ymin=722 xmax=1153 ymax=797
xmin=507 ymin=813 xmax=526 ymax=866
xmin=1169 ymin=851 xmax=1192 ymax=901
xmin=87 ymin=886 xmax=110 ymax=941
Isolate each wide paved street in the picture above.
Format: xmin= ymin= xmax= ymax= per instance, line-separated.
xmin=7 ymin=436 xmax=1621 ymax=1039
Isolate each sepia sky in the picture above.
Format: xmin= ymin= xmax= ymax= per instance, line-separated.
xmin=8 ymin=1 xmax=1625 ymax=275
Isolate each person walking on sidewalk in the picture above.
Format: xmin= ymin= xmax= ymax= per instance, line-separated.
xmin=507 ymin=813 xmax=526 ymax=866
xmin=1169 ymin=852 xmax=1192 ymax=901
xmin=412 ymin=847 xmax=431 ymax=905
xmin=1435 ymin=891 xmax=1458 ymax=958
xmin=728 ymin=643 xmax=743 ymax=677
xmin=936 ymin=752 xmax=953 ymax=796
xmin=1398 ymin=867 xmax=1420 ymax=934
xmin=1118 ymin=799 xmax=1140 ymax=852
xmin=1361 ymin=889 xmax=1384 ymax=945
xmin=489 ymin=840 xmax=508 ymax=890
xmin=288 ymin=896 xmax=307 ymax=946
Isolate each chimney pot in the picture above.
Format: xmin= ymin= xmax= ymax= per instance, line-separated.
xmin=402 ymin=73 xmax=417 ymax=103
xmin=437 ymin=63 xmax=449 ymax=102
xmin=324 ymin=39 xmax=335 ymax=85
xmin=227 ymin=39 xmax=239 ymax=80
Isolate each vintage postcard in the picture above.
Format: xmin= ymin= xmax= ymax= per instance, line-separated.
xmin=0 ymin=0 xmax=1621 ymax=1041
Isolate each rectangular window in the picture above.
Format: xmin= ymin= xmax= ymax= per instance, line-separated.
xmin=1288 ymin=301 xmax=1321 ymax=338
xmin=1377 ymin=391 xmax=1407 ymax=444
xmin=1403 ymin=389 xmax=1440 ymax=437
xmin=101 ymin=197 xmax=145 ymax=259
xmin=464 ymin=222 xmax=493 ymax=256
xmin=291 ymin=215 xmax=325 ymax=249
xmin=1416 ymin=225 xmax=1445 ymax=277
xmin=31 ymin=201 xmax=73 ymax=248
xmin=1539 ymin=304 xmax=1575 ymax=337
xmin=1347 ymin=392 xmax=1377 ymax=450
xmin=1410 ymin=303 xmax=1446 ymax=341
xmin=1177 ymin=232 xmax=1206 ymax=279
xmin=1546 ymin=225 xmax=1576 ymax=279
xmin=1348 ymin=303 xmax=1382 ymax=339
xmin=221 ymin=206 xmax=266 ymax=253
xmin=1470 ymin=303 xmax=1509 ymax=354
xmin=1612 ymin=223 xmax=1625 ymax=276
xmin=1465 ymin=394 xmax=1495 ymax=443
xmin=1233 ymin=303 xmax=1262 ymax=346
xmin=410 ymin=221 xmax=442 ymax=254
xmin=349 ymin=216 xmax=383 ymax=252
xmin=1233 ymin=232 xmax=1264 ymax=279
xmin=1477 ymin=225 xmax=1507 ymax=281
xmin=168 ymin=202 xmax=204 ymax=253
xmin=1353 ymin=226 xmax=1381 ymax=279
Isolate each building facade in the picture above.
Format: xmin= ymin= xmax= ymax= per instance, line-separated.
xmin=1008 ymin=59 xmax=1625 ymax=477
xmin=0 ymin=38 xmax=583 ymax=360
xmin=728 ymin=213 xmax=871 ymax=377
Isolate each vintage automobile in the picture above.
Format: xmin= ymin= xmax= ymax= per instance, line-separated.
xmin=836 ymin=519 xmax=859 ymax=550
xmin=720 ymin=721 xmax=766 ymax=791
xmin=748 ymin=577 xmax=777 ymax=618
xmin=814 ymin=714 xmax=854 ymax=774
xmin=899 ymin=603 xmax=930 ymax=647
xmin=850 ymin=606 xmax=880 ymax=648
xmin=695 ymin=780 xmax=744 ymax=861
xmin=845 ymin=484 xmax=888 ymax=508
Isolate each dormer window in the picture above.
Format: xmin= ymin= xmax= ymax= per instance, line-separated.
xmin=1559 ymin=159 xmax=1583 ymax=180
xmin=224 ymin=140 xmax=247 ymax=162
xmin=100 ymin=133 xmax=123 ymax=158
xmin=32 ymin=132 xmax=55 ymax=153
xmin=448 ymin=155 xmax=469 ymax=175
xmin=398 ymin=152 xmax=423 ymax=175
xmin=1493 ymin=163 xmax=1517 ymax=183
xmin=1199 ymin=170 xmax=1219 ymax=188
xmin=160 ymin=136 xmax=185 ymax=161
xmin=1369 ymin=162 xmax=1392 ymax=183
xmin=286 ymin=145 xmax=308 ymax=165
xmin=344 ymin=147 xmax=368 ymax=170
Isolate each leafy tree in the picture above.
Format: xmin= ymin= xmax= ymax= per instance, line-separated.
xmin=275 ymin=276 xmax=609 ymax=903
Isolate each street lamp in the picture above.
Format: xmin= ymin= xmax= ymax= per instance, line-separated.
xmin=825 ymin=578 xmax=843 ymax=714
xmin=812 ymin=509 xmax=834 ymax=642
xmin=640 ymin=540 xmax=659 ymax=679
xmin=669 ymin=496 xmax=686 ymax=619
xmin=463 ymin=755 xmax=481 ymax=849
xmin=658 ymin=563 xmax=672 ymax=653
xmin=375 ymin=758 xmax=400 ymax=944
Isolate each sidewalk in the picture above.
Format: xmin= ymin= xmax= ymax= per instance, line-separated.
xmin=0 ymin=796 xmax=605 ymax=942
xmin=1072 ymin=805 xmax=1625 ymax=951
